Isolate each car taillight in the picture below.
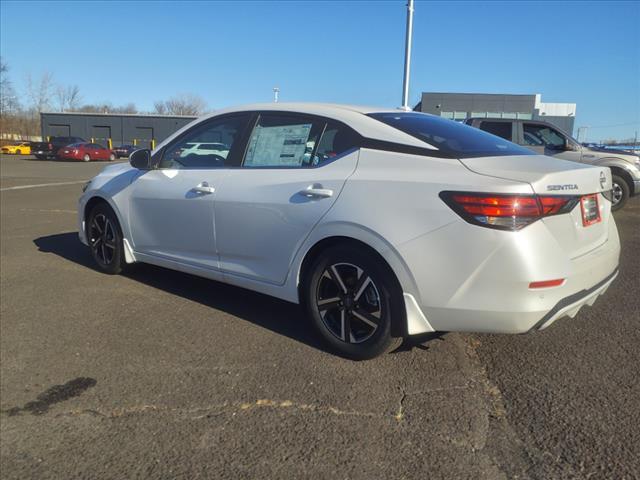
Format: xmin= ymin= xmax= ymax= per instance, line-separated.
xmin=440 ymin=191 xmax=578 ymax=231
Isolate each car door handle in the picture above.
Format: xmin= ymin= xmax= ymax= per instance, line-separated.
xmin=192 ymin=182 xmax=215 ymax=194
xmin=299 ymin=185 xmax=333 ymax=199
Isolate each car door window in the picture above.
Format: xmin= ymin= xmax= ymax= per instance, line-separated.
xmin=479 ymin=121 xmax=512 ymax=141
xmin=243 ymin=115 xmax=324 ymax=168
xmin=523 ymin=124 xmax=565 ymax=148
xmin=159 ymin=116 xmax=247 ymax=169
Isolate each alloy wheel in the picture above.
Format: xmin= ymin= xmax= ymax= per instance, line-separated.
xmin=612 ymin=182 xmax=623 ymax=206
xmin=316 ymin=262 xmax=382 ymax=344
xmin=89 ymin=213 xmax=117 ymax=266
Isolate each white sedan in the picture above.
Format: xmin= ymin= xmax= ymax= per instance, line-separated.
xmin=78 ymin=103 xmax=620 ymax=359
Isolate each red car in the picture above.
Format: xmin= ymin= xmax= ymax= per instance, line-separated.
xmin=58 ymin=143 xmax=116 ymax=162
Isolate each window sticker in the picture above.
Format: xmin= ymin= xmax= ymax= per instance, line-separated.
xmin=245 ymin=123 xmax=313 ymax=167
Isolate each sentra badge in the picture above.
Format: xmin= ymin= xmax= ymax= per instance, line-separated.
xmin=547 ymin=184 xmax=579 ymax=191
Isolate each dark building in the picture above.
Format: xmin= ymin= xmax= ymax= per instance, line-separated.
xmin=415 ymin=92 xmax=576 ymax=134
xmin=40 ymin=112 xmax=198 ymax=149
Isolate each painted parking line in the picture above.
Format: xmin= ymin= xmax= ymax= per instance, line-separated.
xmin=0 ymin=180 xmax=86 ymax=192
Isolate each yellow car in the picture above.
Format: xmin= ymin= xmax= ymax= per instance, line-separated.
xmin=1 ymin=142 xmax=31 ymax=155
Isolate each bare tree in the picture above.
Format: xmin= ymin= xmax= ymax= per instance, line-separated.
xmin=154 ymin=94 xmax=207 ymax=116
xmin=153 ymin=101 xmax=167 ymax=115
xmin=25 ymin=71 xmax=54 ymax=113
xmin=0 ymin=58 xmax=20 ymax=115
xmin=111 ymin=102 xmax=137 ymax=114
xmin=55 ymin=84 xmax=82 ymax=112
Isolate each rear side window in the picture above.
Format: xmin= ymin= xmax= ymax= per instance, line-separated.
xmin=368 ymin=112 xmax=533 ymax=158
xmin=312 ymin=122 xmax=359 ymax=166
xmin=243 ymin=115 xmax=324 ymax=168
xmin=479 ymin=121 xmax=512 ymax=141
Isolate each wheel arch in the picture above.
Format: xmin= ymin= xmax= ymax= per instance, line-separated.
xmin=83 ymin=194 xmax=135 ymax=263
xmin=295 ymin=231 xmax=419 ymax=337
xmin=608 ymin=166 xmax=635 ymax=197
xmin=594 ymin=159 xmax=636 ymax=196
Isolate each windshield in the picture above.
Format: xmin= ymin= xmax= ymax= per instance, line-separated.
xmin=368 ymin=112 xmax=534 ymax=158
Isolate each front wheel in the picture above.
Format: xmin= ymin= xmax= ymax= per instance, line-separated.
xmin=611 ymin=175 xmax=629 ymax=211
xmin=108 ymin=153 xmax=116 ymax=161
xmin=83 ymin=154 xmax=91 ymax=162
xmin=302 ymin=244 xmax=403 ymax=360
xmin=15 ymin=149 xmax=21 ymax=155
xmin=87 ymin=203 xmax=125 ymax=274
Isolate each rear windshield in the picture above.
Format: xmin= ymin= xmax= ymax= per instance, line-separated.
xmin=368 ymin=112 xmax=533 ymax=158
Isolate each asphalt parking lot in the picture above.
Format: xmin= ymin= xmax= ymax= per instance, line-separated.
xmin=1 ymin=154 xmax=639 ymax=479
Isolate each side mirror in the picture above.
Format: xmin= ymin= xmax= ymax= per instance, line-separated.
xmin=130 ymin=149 xmax=152 ymax=169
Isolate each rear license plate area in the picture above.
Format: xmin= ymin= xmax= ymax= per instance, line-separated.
xmin=580 ymin=194 xmax=601 ymax=226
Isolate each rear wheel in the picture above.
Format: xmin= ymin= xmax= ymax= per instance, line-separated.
xmin=87 ymin=203 xmax=125 ymax=275
xmin=303 ymin=244 xmax=403 ymax=360
xmin=83 ymin=154 xmax=91 ymax=162
xmin=611 ymin=175 xmax=629 ymax=211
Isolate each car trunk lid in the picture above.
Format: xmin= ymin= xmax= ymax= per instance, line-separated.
xmin=459 ymin=154 xmax=612 ymax=259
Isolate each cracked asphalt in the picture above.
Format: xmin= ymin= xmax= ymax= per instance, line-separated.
xmin=1 ymin=154 xmax=639 ymax=479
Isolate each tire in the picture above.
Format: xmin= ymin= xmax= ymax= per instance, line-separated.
xmin=302 ymin=244 xmax=404 ymax=360
xmin=87 ymin=203 xmax=125 ymax=275
xmin=15 ymin=149 xmax=21 ymax=155
xmin=611 ymin=174 xmax=629 ymax=212
xmin=108 ymin=153 xmax=116 ymax=162
xmin=83 ymin=154 xmax=91 ymax=162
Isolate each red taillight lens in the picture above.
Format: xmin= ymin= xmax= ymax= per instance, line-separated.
xmin=440 ymin=192 xmax=578 ymax=231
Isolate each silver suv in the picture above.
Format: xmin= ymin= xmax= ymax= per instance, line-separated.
xmin=465 ymin=118 xmax=640 ymax=211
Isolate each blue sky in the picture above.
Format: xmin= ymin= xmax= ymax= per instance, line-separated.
xmin=1 ymin=0 xmax=639 ymax=141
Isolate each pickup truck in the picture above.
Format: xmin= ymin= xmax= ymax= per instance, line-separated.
xmin=31 ymin=136 xmax=86 ymax=160
xmin=464 ymin=118 xmax=640 ymax=211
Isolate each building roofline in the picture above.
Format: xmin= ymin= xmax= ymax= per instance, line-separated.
xmin=421 ymin=91 xmax=538 ymax=97
xmin=39 ymin=111 xmax=198 ymax=119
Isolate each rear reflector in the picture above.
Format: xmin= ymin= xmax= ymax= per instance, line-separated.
xmin=440 ymin=191 xmax=579 ymax=231
xmin=529 ymin=279 xmax=565 ymax=289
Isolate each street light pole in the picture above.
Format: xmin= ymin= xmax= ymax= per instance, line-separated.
xmin=401 ymin=0 xmax=415 ymax=111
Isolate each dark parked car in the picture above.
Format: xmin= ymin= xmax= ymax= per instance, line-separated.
xmin=31 ymin=136 xmax=86 ymax=159
xmin=112 ymin=144 xmax=142 ymax=158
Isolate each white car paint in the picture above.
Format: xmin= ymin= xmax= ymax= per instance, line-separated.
xmin=78 ymin=103 xmax=620 ymax=338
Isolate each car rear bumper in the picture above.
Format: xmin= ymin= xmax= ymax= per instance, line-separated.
xmin=398 ymin=214 xmax=621 ymax=335
xmin=528 ymin=268 xmax=618 ymax=331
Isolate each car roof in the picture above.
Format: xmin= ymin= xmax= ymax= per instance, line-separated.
xmin=154 ymin=102 xmax=438 ymax=154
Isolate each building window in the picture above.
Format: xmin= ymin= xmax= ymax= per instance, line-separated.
xmin=440 ymin=111 xmax=454 ymax=119
xmin=517 ymin=112 xmax=532 ymax=120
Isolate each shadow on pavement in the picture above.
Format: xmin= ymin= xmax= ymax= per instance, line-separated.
xmin=33 ymin=232 xmax=443 ymax=357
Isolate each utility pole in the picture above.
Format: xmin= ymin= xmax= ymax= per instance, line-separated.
xmin=577 ymin=126 xmax=590 ymax=143
xmin=401 ymin=0 xmax=414 ymax=111
xmin=273 ymin=87 xmax=280 ymax=103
